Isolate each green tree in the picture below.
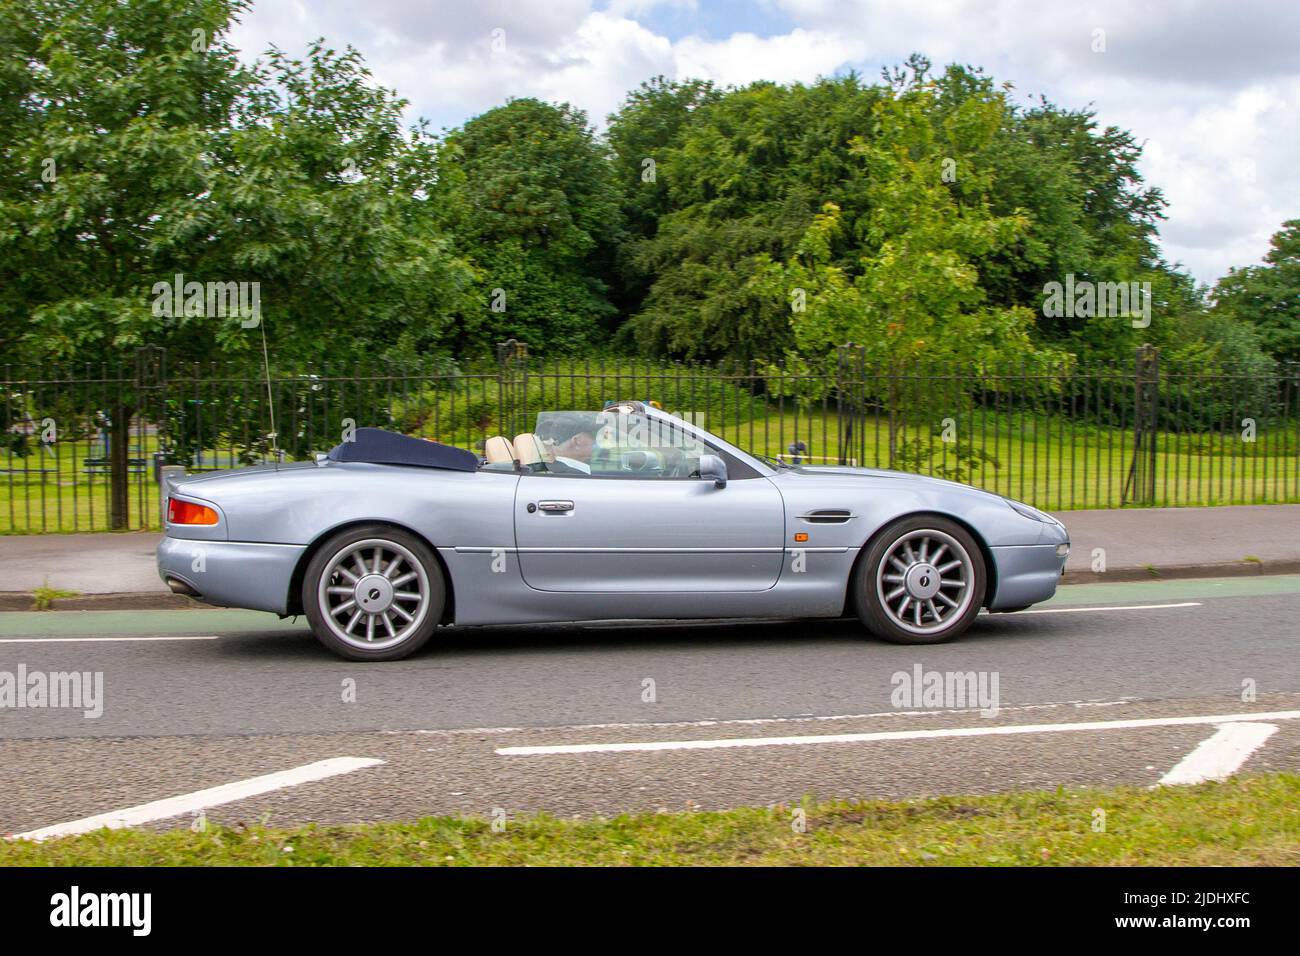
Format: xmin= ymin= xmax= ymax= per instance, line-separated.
xmin=1211 ymin=219 xmax=1300 ymax=361
xmin=435 ymin=98 xmax=622 ymax=352
xmin=0 ymin=0 xmax=472 ymax=522
xmin=618 ymin=75 xmax=883 ymax=360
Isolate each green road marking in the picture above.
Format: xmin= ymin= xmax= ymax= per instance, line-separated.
xmin=1049 ymin=574 xmax=1300 ymax=605
xmin=0 ymin=608 xmax=302 ymax=637
xmin=0 ymin=575 xmax=1296 ymax=637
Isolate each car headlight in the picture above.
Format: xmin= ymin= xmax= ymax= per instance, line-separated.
xmin=1005 ymin=499 xmax=1060 ymax=525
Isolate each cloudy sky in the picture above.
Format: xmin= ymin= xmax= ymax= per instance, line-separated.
xmin=228 ymin=0 xmax=1300 ymax=287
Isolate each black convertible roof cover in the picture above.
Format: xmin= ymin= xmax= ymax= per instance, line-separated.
xmin=326 ymin=428 xmax=479 ymax=472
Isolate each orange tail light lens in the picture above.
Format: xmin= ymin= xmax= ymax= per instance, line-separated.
xmin=167 ymin=498 xmax=218 ymax=525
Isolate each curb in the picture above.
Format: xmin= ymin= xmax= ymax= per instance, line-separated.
xmin=0 ymin=591 xmax=203 ymax=612
xmin=2 ymin=560 xmax=1299 ymax=612
xmin=1059 ymin=559 xmax=1300 ymax=585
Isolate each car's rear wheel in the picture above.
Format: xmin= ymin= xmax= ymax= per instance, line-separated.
xmin=854 ymin=515 xmax=986 ymax=645
xmin=303 ymin=524 xmax=444 ymax=661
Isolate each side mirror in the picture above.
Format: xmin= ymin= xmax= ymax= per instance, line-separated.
xmin=698 ymin=454 xmax=728 ymax=488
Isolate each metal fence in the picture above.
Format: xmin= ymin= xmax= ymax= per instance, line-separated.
xmin=3 ymin=343 xmax=1298 ymax=533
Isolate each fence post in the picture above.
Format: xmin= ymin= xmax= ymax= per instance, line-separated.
xmin=835 ymin=343 xmax=864 ymax=466
xmin=1122 ymin=344 xmax=1159 ymax=506
xmin=496 ymin=339 xmax=528 ymax=437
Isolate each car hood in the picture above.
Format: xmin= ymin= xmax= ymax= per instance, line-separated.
xmin=786 ymin=463 xmax=1003 ymax=498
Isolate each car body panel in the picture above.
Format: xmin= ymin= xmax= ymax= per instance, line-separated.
xmin=157 ymin=406 xmax=1069 ymax=626
xmin=513 ymin=473 xmax=785 ymax=591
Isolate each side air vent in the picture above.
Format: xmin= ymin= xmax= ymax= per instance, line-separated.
xmin=797 ymin=510 xmax=856 ymax=524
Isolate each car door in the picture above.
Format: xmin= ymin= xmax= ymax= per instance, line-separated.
xmin=513 ymin=415 xmax=785 ymax=592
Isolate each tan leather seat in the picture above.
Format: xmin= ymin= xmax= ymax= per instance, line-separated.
xmin=513 ymin=433 xmax=552 ymax=467
xmin=484 ymin=435 xmax=517 ymax=465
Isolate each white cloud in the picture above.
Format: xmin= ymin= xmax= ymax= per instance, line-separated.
xmin=226 ymin=0 xmax=1300 ymax=284
xmin=674 ymin=28 xmax=867 ymax=87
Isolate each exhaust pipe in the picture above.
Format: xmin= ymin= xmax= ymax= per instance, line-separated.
xmin=165 ymin=577 xmax=200 ymax=598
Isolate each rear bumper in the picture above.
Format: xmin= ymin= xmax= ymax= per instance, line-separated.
xmin=156 ymin=537 xmax=305 ymax=614
xmin=988 ymin=543 xmax=1068 ymax=610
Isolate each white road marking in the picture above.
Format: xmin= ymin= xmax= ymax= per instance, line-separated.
xmin=1010 ymin=602 xmax=1202 ymax=615
xmin=0 ymin=635 xmax=219 ymax=644
xmin=400 ymin=697 xmax=1148 ymax=739
xmin=1157 ymin=722 xmax=1279 ymax=786
xmin=8 ymin=757 xmax=384 ymax=843
xmin=496 ymin=709 xmax=1300 ymax=757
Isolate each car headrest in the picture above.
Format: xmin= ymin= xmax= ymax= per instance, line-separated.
xmin=514 ymin=433 xmax=552 ymax=465
xmin=484 ymin=435 xmax=517 ymax=464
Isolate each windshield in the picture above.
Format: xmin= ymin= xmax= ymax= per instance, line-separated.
xmin=527 ymin=409 xmax=709 ymax=478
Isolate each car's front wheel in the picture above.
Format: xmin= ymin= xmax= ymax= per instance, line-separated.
xmin=854 ymin=516 xmax=986 ymax=645
xmin=303 ymin=524 xmax=444 ymax=661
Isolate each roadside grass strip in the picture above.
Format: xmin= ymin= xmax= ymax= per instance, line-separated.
xmin=1 ymin=773 xmax=1296 ymax=866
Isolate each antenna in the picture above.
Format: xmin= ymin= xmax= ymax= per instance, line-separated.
xmin=259 ymin=318 xmax=278 ymax=468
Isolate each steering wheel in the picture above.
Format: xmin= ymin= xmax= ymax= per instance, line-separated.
xmin=621 ymin=449 xmax=663 ymax=475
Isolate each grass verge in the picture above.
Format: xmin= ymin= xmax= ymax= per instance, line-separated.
xmin=3 ymin=773 xmax=1297 ymax=866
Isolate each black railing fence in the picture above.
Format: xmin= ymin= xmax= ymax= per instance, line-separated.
xmin=3 ymin=343 xmax=1298 ymax=532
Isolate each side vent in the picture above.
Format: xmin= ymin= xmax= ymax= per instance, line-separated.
xmin=797 ymin=510 xmax=855 ymax=524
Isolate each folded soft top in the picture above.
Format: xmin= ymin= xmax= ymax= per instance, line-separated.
xmin=326 ymin=428 xmax=479 ymax=472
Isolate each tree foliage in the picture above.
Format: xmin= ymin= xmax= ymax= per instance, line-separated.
xmin=0 ymin=2 xmax=1285 ymax=385
xmin=0 ymin=0 xmax=473 ymax=368
xmin=434 ymin=98 xmax=622 ymax=353
xmin=1211 ymin=219 xmax=1300 ymax=362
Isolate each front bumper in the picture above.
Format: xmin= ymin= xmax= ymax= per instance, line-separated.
xmin=988 ymin=541 xmax=1069 ymax=610
xmin=157 ymin=537 xmax=305 ymax=615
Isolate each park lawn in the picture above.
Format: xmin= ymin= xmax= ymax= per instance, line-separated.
xmin=708 ymin=409 xmax=1300 ymax=511
xmin=2 ymin=773 xmax=1297 ymax=866
xmin=4 ymin=408 xmax=1299 ymax=533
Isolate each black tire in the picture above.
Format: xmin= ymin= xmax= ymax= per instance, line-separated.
xmin=302 ymin=523 xmax=444 ymax=661
xmin=853 ymin=515 xmax=986 ymax=645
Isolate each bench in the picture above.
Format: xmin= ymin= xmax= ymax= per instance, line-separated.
xmin=83 ymin=457 xmax=148 ymax=475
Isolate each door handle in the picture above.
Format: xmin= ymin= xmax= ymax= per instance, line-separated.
xmin=537 ymin=500 xmax=574 ymax=513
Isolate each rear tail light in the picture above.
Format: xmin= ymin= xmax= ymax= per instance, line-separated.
xmin=167 ymin=498 xmax=218 ymax=525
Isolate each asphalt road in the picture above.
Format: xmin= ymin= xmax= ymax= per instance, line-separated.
xmin=2 ymin=575 xmax=1299 ymax=835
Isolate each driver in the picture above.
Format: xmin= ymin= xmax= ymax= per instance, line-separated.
xmin=544 ymin=414 xmax=600 ymax=475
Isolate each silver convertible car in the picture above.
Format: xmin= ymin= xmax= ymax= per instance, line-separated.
xmin=157 ymin=401 xmax=1069 ymax=661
